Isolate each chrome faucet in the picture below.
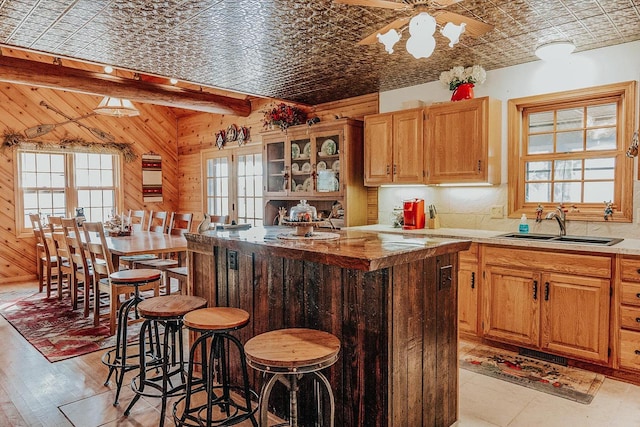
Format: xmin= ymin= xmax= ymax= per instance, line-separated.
xmin=545 ymin=205 xmax=567 ymax=236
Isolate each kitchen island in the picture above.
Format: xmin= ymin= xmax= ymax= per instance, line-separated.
xmin=185 ymin=226 xmax=471 ymax=427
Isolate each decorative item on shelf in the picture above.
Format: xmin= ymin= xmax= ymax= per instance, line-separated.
xmin=215 ymin=130 xmax=225 ymax=149
xmin=626 ymin=129 xmax=638 ymax=158
xmin=439 ymin=65 xmax=486 ymax=101
xmin=603 ymin=201 xmax=614 ymax=221
xmin=75 ymin=207 xmax=86 ymax=227
xmin=236 ymin=126 xmax=249 ymax=145
xmin=277 ymin=207 xmax=287 ymax=225
xmin=307 ymin=117 xmax=320 ymax=127
xmin=263 ymin=103 xmax=307 ymax=132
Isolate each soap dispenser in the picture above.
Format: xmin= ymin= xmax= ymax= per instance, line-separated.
xmin=519 ymin=214 xmax=529 ymax=234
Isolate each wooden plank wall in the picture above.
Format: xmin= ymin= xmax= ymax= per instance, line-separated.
xmin=0 ymin=83 xmax=179 ymax=283
xmin=176 ymin=92 xmax=379 ymax=222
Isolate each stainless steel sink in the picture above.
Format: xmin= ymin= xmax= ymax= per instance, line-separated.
xmin=498 ymin=233 xmax=623 ymax=246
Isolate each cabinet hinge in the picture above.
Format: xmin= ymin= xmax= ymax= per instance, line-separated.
xmin=608 ymin=347 xmax=611 ymax=357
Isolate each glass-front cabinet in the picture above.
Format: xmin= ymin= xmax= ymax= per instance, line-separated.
xmin=262 ymin=118 xmax=367 ymax=227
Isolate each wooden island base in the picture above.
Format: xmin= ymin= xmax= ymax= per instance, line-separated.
xmin=186 ymin=227 xmax=470 ymax=427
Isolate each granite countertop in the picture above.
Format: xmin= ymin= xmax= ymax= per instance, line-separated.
xmin=186 ymin=226 xmax=471 ymax=271
xmin=349 ymin=225 xmax=640 ymax=256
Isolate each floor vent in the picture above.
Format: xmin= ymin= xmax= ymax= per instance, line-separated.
xmin=519 ymin=348 xmax=568 ymax=366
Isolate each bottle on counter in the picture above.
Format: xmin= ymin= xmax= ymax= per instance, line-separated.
xmin=519 ymin=213 xmax=529 ymax=234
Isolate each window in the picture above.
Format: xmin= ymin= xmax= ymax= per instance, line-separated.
xmin=203 ymin=146 xmax=263 ymax=226
xmin=508 ymin=81 xmax=636 ymax=222
xmin=17 ymin=150 xmax=121 ymax=234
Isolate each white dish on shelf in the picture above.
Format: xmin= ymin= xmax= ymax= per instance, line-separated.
xmin=331 ymin=160 xmax=340 ymax=172
xmin=317 ymin=161 xmax=327 ymax=171
xmin=291 ymin=163 xmax=299 ymax=172
xmin=295 ymin=184 xmax=304 ymax=192
xmin=302 ymin=162 xmax=311 ymax=173
xmin=291 ymin=143 xmax=300 ymax=159
xmin=321 ymin=139 xmax=337 ymax=156
xmin=303 ymin=142 xmax=311 ymax=157
xmin=291 ymin=178 xmax=297 ymax=189
xmin=303 ymin=177 xmax=313 ymax=191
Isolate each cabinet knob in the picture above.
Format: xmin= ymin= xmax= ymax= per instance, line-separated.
xmin=544 ymin=282 xmax=550 ymax=301
xmin=470 ymin=271 xmax=475 ymax=289
xmin=386 ymin=165 xmax=390 ymax=175
xmin=635 ymin=350 xmax=640 ymax=355
xmin=636 ymin=317 xmax=640 ymax=323
xmin=636 ymin=268 xmax=640 ymax=274
xmin=533 ymin=280 xmax=538 ymax=300
xmin=393 ymin=164 xmax=397 ymax=175
xmin=636 ymin=293 xmax=640 ymax=299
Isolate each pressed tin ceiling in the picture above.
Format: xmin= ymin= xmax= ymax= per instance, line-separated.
xmin=0 ymin=0 xmax=639 ymax=106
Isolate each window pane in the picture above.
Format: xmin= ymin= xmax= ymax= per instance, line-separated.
xmin=37 ymin=155 xmax=50 ymax=172
xmin=587 ymin=104 xmax=616 ymax=127
xmin=557 ymin=108 xmax=583 ymax=130
xmin=585 ymin=158 xmax=615 ymax=180
xmin=586 ymin=128 xmax=616 ymax=151
xmin=528 ymin=134 xmax=553 ymax=154
xmin=554 ymin=160 xmax=582 ymax=180
xmin=76 ymin=169 xmax=89 ymax=186
xmin=525 ymin=182 xmax=551 ymax=202
xmin=584 ymin=182 xmax=614 ymax=203
xmin=526 ymin=161 xmax=551 ymax=181
xmin=553 ymin=182 xmax=581 ymax=203
xmin=556 ymin=131 xmax=583 ymax=152
xmin=528 ymin=112 xmax=554 ymax=133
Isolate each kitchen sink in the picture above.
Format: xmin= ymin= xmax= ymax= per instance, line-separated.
xmin=498 ymin=233 xmax=623 ymax=246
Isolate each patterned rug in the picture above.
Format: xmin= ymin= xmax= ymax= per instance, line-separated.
xmin=0 ymin=291 xmax=139 ymax=363
xmin=460 ymin=345 xmax=605 ymax=404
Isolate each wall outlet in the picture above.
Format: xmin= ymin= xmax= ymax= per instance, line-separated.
xmin=490 ymin=205 xmax=504 ymax=219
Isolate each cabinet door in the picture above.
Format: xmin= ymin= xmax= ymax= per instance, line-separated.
xmin=314 ymin=130 xmax=342 ymax=195
xmin=392 ymin=109 xmax=424 ymax=183
xmin=483 ymin=266 xmax=540 ymax=347
xmin=364 ymin=113 xmax=393 ymax=185
xmin=541 ymin=272 xmax=610 ymax=363
xmin=289 ymin=134 xmax=314 ymax=196
xmin=264 ymin=138 xmax=288 ymax=195
xmin=459 ymin=261 xmax=478 ymax=335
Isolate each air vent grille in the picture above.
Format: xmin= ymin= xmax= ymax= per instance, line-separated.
xmin=519 ymin=348 xmax=567 ymax=366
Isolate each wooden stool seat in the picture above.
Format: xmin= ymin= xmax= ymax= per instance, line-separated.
xmin=110 ymin=268 xmax=161 ymax=284
xmin=245 ymin=328 xmax=341 ymax=372
xmin=183 ymin=307 xmax=250 ymax=331
xmin=135 ymin=258 xmax=179 ymax=269
xmin=137 ymin=295 xmax=207 ymax=319
xmin=166 ymin=266 xmax=187 ymax=278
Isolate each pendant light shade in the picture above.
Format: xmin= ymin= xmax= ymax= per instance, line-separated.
xmin=94 ymin=96 xmax=140 ymax=117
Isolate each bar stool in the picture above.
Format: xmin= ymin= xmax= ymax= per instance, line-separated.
xmin=101 ymin=268 xmax=162 ymax=406
xmin=244 ymin=328 xmax=341 ymax=427
xmin=174 ymin=307 xmax=259 ymax=427
xmin=123 ymin=295 xmax=207 ymax=427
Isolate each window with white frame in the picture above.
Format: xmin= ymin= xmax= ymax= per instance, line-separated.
xmin=508 ymin=81 xmax=635 ymax=222
xmin=203 ymin=147 xmax=263 ymax=226
xmin=17 ymin=150 xmax=121 ymax=233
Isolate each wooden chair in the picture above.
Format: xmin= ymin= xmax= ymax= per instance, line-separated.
xmin=82 ymin=221 xmax=160 ymax=335
xmin=168 ymin=212 xmax=193 ymax=236
xmin=128 ymin=210 xmax=147 ymax=232
xmin=61 ymin=218 xmax=93 ymax=317
xmin=49 ymin=217 xmax=73 ymax=301
xmin=29 ymin=214 xmax=60 ymax=298
xmin=148 ymin=211 xmax=168 ymax=233
xmin=210 ymin=214 xmax=229 ymax=226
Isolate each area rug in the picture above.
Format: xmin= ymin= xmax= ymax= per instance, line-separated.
xmin=460 ymin=345 xmax=605 ymax=404
xmin=0 ymin=292 xmax=139 ymax=363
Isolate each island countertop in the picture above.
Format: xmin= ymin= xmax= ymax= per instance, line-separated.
xmin=186 ymin=226 xmax=471 ymax=271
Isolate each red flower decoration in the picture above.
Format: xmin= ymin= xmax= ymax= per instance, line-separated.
xmin=263 ymin=103 xmax=307 ymax=131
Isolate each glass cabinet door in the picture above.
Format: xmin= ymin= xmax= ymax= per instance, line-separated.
xmin=315 ymin=132 xmax=341 ymax=194
xmin=264 ymin=139 xmax=287 ymax=194
xmin=289 ymin=135 xmax=314 ymax=195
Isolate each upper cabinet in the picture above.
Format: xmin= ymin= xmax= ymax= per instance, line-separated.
xmin=364 ymin=108 xmax=423 ymax=185
xmin=262 ymin=119 xmax=368 ymax=227
xmin=425 ymin=97 xmax=501 ymax=185
xmin=363 ymin=97 xmax=501 ymax=186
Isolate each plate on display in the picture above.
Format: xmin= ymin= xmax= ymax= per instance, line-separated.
xmin=291 ymin=178 xmax=297 ymax=188
xmin=321 ymin=139 xmax=337 ymax=156
xmin=317 ymin=161 xmax=327 ymax=170
xmin=303 ymin=177 xmax=313 ymax=191
xmin=295 ymin=184 xmax=304 ymax=192
xmin=291 ymin=163 xmax=299 ymax=172
xmin=302 ymin=162 xmax=311 ymax=173
xmin=331 ymin=160 xmax=340 ymax=172
xmin=291 ymin=143 xmax=300 ymax=159
xmin=303 ymin=142 xmax=312 ymax=157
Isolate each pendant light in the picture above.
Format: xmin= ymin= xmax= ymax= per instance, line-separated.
xmin=94 ymin=96 xmax=140 ymax=117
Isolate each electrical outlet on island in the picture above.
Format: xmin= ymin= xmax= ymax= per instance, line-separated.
xmin=490 ymin=205 xmax=504 ymax=219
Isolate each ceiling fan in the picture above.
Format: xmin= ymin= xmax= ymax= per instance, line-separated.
xmin=335 ymin=0 xmax=494 ymax=48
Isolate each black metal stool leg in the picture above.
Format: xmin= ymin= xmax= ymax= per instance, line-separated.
xmin=123 ymin=319 xmax=151 ymax=416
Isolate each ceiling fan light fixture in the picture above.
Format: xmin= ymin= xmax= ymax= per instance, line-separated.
xmin=535 ymin=41 xmax=575 ymax=61
xmin=405 ymin=12 xmax=437 ymax=59
xmin=377 ymin=29 xmax=401 ymax=54
xmin=94 ymin=96 xmax=140 ymax=118
xmin=441 ymin=22 xmax=466 ymax=47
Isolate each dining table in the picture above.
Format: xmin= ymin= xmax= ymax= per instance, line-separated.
xmin=104 ymin=231 xmax=188 ymax=266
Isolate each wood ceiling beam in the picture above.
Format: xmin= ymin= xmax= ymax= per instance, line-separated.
xmin=0 ymin=55 xmax=251 ymax=117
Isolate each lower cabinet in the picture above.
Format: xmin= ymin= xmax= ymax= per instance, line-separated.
xmin=617 ymin=256 xmax=640 ymax=371
xmin=458 ymin=243 xmax=479 ymax=335
xmin=482 ymin=246 xmax=612 ymax=364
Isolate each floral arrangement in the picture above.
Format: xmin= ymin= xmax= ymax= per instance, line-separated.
xmin=105 ymin=213 xmax=130 ymax=235
xmin=263 ymin=103 xmax=307 ymax=131
xmin=439 ymin=65 xmax=486 ymax=91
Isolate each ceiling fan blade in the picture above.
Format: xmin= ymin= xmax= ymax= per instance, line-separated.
xmin=434 ymin=11 xmax=494 ymax=37
xmin=334 ymin=0 xmax=408 ymax=10
xmin=358 ymin=16 xmax=411 ymax=45
xmin=429 ymin=0 xmax=464 ymax=7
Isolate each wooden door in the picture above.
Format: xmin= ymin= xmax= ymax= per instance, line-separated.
xmin=458 ymin=245 xmax=478 ymax=335
xmin=483 ymin=265 xmax=540 ymax=347
xmin=392 ymin=109 xmax=424 ymax=183
xmin=364 ymin=113 xmax=393 ymax=185
xmin=541 ymin=272 xmax=610 ymax=363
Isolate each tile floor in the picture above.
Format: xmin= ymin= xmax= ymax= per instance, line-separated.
xmin=457 ymin=345 xmax=640 ymax=427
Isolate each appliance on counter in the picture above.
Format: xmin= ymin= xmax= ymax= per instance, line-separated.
xmin=403 ymin=198 xmax=425 ymax=230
